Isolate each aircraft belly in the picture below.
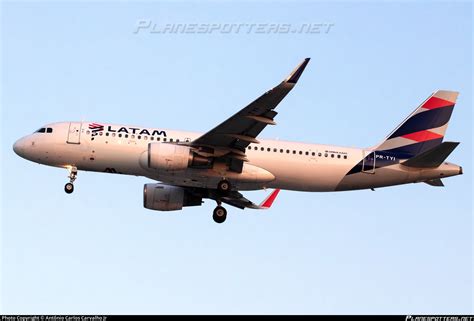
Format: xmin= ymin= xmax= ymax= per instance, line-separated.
xmin=335 ymin=164 xmax=417 ymax=191
xmin=249 ymin=155 xmax=353 ymax=192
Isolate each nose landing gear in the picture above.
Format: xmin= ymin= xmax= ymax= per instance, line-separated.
xmin=65 ymin=166 xmax=77 ymax=194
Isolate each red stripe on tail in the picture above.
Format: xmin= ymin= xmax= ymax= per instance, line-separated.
xmin=402 ymin=130 xmax=443 ymax=142
xmin=422 ymin=96 xmax=454 ymax=110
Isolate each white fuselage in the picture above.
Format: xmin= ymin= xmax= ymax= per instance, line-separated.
xmin=13 ymin=122 xmax=462 ymax=192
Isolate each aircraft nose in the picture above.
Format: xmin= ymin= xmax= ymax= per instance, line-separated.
xmin=13 ymin=138 xmax=26 ymax=157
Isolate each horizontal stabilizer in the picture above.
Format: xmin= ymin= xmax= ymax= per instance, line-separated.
xmin=424 ymin=178 xmax=444 ymax=187
xmin=402 ymin=142 xmax=459 ymax=168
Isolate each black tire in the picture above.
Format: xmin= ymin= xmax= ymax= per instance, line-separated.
xmin=212 ymin=206 xmax=227 ymax=224
xmin=217 ymin=180 xmax=231 ymax=194
xmin=65 ymin=183 xmax=74 ymax=194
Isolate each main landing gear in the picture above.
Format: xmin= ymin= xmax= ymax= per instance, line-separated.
xmin=213 ymin=204 xmax=227 ymax=224
xmin=212 ymin=179 xmax=232 ymax=223
xmin=64 ymin=166 xmax=77 ymax=194
xmin=217 ymin=179 xmax=231 ymax=194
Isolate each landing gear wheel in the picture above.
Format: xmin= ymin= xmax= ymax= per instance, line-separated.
xmin=217 ymin=179 xmax=231 ymax=194
xmin=213 ymin=206 xmax=227 ymax=224
xmin=65 ymin=166 xmax=78 ymax=194
xmin=65 ymin=183 xmax=74 ymax=194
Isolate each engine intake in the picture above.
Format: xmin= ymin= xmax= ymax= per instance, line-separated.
xmin=143 ymin=183 xmax=202 ymax=211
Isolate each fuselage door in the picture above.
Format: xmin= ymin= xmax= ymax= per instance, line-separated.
xmin=67 ymin=122 xmax=82 ymax=144
xmin=362 ymin=150 xmax=375 ymax=174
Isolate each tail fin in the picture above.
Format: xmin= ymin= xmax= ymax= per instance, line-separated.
xmin=376 ymin=90 xmax=458 ymax=158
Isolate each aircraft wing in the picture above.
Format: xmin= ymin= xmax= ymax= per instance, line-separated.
xmin=190 ymin=58 xmax=310 ymax=171
xmin=218 ymin=189 xmax=281 ymax=210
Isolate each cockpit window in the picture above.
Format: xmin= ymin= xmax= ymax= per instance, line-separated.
xmin=35 ymin=127 xmax=53 ymax=134
xmin=35 ymin=127 xmax=53 ymax=133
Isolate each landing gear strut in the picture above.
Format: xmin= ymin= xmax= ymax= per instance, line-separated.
xmin=213 ymin=205 xmax=227 ymax=224
xmin=217 ymin=179 xmax=231 ymax=194
xmin=65 ymin=166 xmax=77 ymax=194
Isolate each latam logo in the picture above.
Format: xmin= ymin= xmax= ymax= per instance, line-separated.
xmin=88 ymin=123 xmax=167 ymax=137
xmin=89 ymin=123 xmax=104 ymax=136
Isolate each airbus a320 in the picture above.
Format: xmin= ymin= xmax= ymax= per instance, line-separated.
xmin=13 ymin=58 xmax=463 ymax=223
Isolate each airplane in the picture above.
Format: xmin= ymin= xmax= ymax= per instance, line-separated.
xmin=13 ymin=58 xmax=463 ymax=223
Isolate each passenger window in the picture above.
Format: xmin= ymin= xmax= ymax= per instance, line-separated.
xmin=273 ymin=148 xmax=277 ymax=152
xmin=292 ymin=150 xmax=296 ymax=154
xmin=344 ymin=155 xmax=347 ymax=159
xmin=150 ymin=136 xmax=154 ymax=141
xmin=163 ymin=138 xmax=167 ymax=142
xmin=318 ymin=152 xmax=322 ymax=157
xmin=131 ymin=134 xmax=135 ymax=139
xmin=144 ymin=136 xmax=148 ymax=140
xmin=176 ymin=139 xmax=180 ymax=142
xmin=170 ymin=138 xmax=173 ymax=142
xmin=324 ymin=153 xmax=328 ymax=157
xmin=299 ymin=151 xmax=303 ymax=155
xmin=267 ymin=148 xmax=271 ymax=152
xmin=260 ymin=147 xmax=264 ymax=151
xmin=112 ymin=133 xmax=116 ymax=137
xmin=106 ymin=132 xmax=109 ymax=136
xmin=99 ymin=132 xmax=103 ymax=136
xmin=138 ymin=135 xmax=141 ymax=139
xmin=157 ymin=137 xmax=160 ymax=142
xmin=331 ymin=154 xmax=334 ymax=158
xmin=312 ymin=152 xmax=315 ymax=156
xmin=86 ymin=130 xmax=91 ymax=135
xmin=305 ymin=151 xmax=309 ymax=156
xmin=286 ymin=150 xmax=290 ymax=154
xmin=254 ymin=146 xmax=258 ymax=150
xmin=337 ymin=154 xmax=341 ymax=159
xmin=46 ymin=128 xmax=53 ymax=133
xmin=118 ymin=134 xmax=122 ymax=138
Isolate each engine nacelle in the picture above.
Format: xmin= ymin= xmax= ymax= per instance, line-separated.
xmin=143 ymin=183 xmax=202 ymax=211
xmin=146 ymin=143 xmax=212 ymax=172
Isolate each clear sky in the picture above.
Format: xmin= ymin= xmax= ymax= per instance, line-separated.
xmin=1 ymin=1 xmax=472 ymax=315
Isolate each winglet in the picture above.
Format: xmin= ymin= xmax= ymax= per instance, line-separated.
xmin=285 ymin=58 xmax=311 ymax=84
xmin=259 ymin=189 xmax=280 ymax=209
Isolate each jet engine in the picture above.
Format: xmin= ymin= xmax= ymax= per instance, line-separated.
xmin=143 ymin=183 xmax=202 ymax=211
xmin=146 ymin=143 xmax=211 ymax=171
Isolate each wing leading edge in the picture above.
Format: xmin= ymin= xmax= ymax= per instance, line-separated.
xmin=190 ymin=58 xmax=311 ymax=172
